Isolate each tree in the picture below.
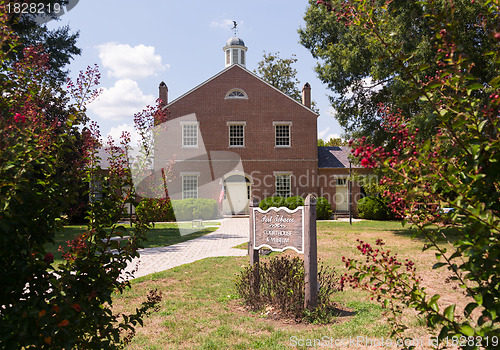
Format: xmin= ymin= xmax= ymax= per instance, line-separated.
xmin=0 ymin=10 xmax=160 ymax=347
xmin=299 ymin=0 xmax=498 ymax=145
xmin=5 ymin=0 xmax=81 ymax=84
xmin=317 ymin=137 xmax=348 ymax=146
xmin=315 ymin=0 xmax=500 ymax=345
xmin=254 ymin=51 xmax=318 ymax=112
xmin=254 ymin=52 xmax=301 ymax=100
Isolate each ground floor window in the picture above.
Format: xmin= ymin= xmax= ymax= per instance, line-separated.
xmin=182 ymin=175 xmax=198 ymax=199
xmin=275 ymin=173 xmax=291 ymax=198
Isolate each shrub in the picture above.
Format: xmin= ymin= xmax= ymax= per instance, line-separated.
xmin=171 ymin=198 xmax=195 ymax=221
xmin=0 ymin=31 xmax=161 ymax=348
xmin=357 ymin=196 xmax=390 ymax=220
xmin=192 ymin=198 xmax=218 ymax=220
xmin=338 ymin=0 xmax=500 ymax=341
xmin=235 ymin=256 xmax=342 ymax=323
xmin=284 ymin=196 xmax=305 ymax=210
xmin=136 ymin=198 xmax=175 ymax=222
xmin=171 ymin=198 xmax=218 ymax=221
xmin=259 ymin=196 xmax=332 ymax=219
xmin=316 ymin=197 xmax=333 ymax=220
xmin=259 ymin=196 xmax=306 ymax=211
xmin=259 ymin=196 xmax=286 ymax=210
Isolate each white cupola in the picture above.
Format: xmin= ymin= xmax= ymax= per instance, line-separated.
xmin=223 ymin=37 xmax=247 ymax=68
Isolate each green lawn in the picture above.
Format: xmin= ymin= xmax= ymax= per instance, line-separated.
xmin=112 ymin=220 xmax=444 ymax=349
xmin=45 ymin=222 xmax=220 ymax=261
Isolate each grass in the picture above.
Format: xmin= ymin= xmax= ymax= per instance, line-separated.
xmin=45 ymin=221 xmax=220 ymax=261
xmin=110 ymin=219 xmax=451 ymax=349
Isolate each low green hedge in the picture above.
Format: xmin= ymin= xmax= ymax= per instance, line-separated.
xmin=136 ymin=198 xmax=175 ymax=222
xmin=136 ymin=198 xmax=218 ymax=222
xmin=316 ymin=197 xmax=333 ymax=220
xmin=172 ymin=198 xmax=218 ymax=221
xmin=357 ymin=196 xmax=391 ymax=220
xmin=258 ymin=196 xmax=332 ymax=220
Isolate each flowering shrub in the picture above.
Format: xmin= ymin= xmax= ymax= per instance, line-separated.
xmin=0 ymin=11 xmax=161 ymax=348
xmin=317 ymin=0 xmax=500 ymax=345
xmin=136 ymin=198 xmax=175 ymax=222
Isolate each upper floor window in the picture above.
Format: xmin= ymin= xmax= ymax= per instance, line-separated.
xmin=227 ymin=122 xmax=246 ymax=147
xmin=274 ymin=122 xmax=292 ymax=147
xmin=225 ymin=88 xmax=248 ymax=100
xmin=181 ymin=122 xmax=199 ymax=148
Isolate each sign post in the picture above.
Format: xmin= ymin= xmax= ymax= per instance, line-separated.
xmin=304 ymin=195 xmax=317 ymax=310
xmin=249 ymin=194 xmax=317 ymax=310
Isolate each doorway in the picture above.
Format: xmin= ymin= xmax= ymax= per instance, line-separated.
xmin=222 ymin=175 xmax=250 ymax=215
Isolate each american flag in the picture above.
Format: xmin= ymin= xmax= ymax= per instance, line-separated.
xmin=219 ymin=183 xmax=225 ymax=203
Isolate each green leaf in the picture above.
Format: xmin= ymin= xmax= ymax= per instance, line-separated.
xmin=467 ymin=82 xmax=484 ymax=91
xmin=464 ymin=303 xmax=478 ymax=317
xmin=429 ymin=294 xmax=440 ymax=312
xmin=432 ymin=262 xmax=447 ymax=269
xmin=477 ymin=120 xmax=487 ymax=133
xmin=443 ymin=304 xmax=455 ymax=322
xmin=459 ymin=324 xmax=475 ymax=337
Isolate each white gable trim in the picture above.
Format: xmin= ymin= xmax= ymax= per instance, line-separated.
xmin=164 ymin=65 xmax=319 ymax=117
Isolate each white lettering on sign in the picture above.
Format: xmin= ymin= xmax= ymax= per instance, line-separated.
xmin=253 ymin=206 xmax=304 ymax=253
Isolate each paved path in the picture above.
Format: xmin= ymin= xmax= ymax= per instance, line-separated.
xmin=125 ymin=218 xmax=249 ymax=279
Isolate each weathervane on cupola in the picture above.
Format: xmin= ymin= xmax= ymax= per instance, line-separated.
xmin=232 ymin=21 xmax=238 ymax=35
xmin=223 ymin=20 xmax=247 ymax=68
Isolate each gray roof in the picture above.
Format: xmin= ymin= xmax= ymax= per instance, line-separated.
xmin=226 ymin=36 xmax=245 ymax=46
xmin=318 ymin=146 xmax=362 ymax=168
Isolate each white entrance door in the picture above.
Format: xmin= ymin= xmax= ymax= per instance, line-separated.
xmin=334 ymin=178 xmax=349 ymax=211
xmin=222 ymin=175 xmax=250 ymax=215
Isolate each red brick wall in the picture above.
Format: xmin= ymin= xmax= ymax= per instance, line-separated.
xmin=155 ymin=65 xmax=319 ymax=204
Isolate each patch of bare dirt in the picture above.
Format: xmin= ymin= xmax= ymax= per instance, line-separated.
xmin=227 ymin=299 xmax=356 ymax=331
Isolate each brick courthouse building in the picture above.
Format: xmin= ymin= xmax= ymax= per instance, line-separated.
xmin=153 ymin=37 xmax=366 ymax=216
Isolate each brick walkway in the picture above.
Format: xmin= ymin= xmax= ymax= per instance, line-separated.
xmin=125 ymin=218 xmax=249 ymax=279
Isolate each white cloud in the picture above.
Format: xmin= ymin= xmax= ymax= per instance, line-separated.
xmin=318 ymin=127 xmax=330 ymax=140
xmin=88 ymin=79 xmax=155 ymax=121
xmin=107 ymin=123 xmax=141 ymax=147
xmin=96 ymin=42 xmax=168 ymax=79
xmin=318 ymin=127 xmax=340 ymax=141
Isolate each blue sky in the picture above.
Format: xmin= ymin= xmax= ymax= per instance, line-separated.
xmin=48 ymin=0 xmax=343 ymax=145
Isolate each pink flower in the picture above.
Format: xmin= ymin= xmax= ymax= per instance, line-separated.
xmin=14 ymin=113 xmax=26 ymax=123
xmin=44 ymin=253 xmax=54 ymax=264
xmin=361 ymin=158 xmax=371 ymax=167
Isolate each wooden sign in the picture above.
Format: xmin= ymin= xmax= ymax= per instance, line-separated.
xmin=253 ymin=207 xmax=304 ymax=253
xmin=249 ymin=194 xmax=318 ymax=310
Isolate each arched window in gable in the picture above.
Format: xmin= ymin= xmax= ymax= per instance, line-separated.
xmin=225 ymin=88 xmax=248 ymax=100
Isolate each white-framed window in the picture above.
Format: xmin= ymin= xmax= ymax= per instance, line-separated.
xmin=227 ymin=122 xmax=246 ymax=147
xmin=274 ymin=122 xmax=292 ymax=147
xmin=274 ymin=172 xmax=292 ymax=198
xmin=225 ymin=88 xmax=248 ymax=99
xmin=181 ymin=173 xmax=198 ymax=199
xmin=226 ymin=50 xmax=230 ymax=65
xmin=181 ymin=122 xmax=199 ymax=148
xmin=241 ymin=50 xmax=245 ymax=65
xmin=336 ymin=177 xmax=348 ymax=186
